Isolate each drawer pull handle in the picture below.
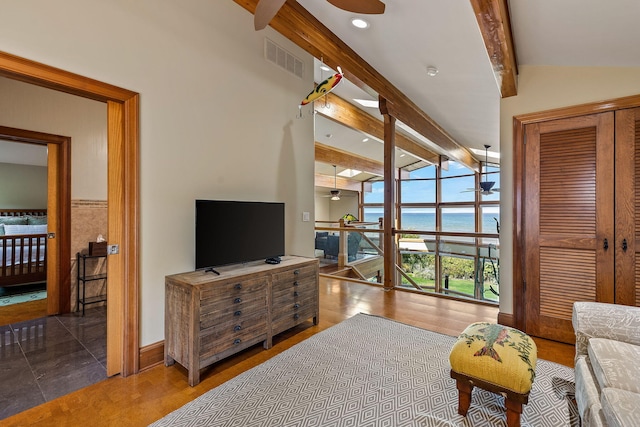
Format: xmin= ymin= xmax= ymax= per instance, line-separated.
xmin=234 ymin=310 xmax=242 ymax=316
xmin=293 ymin=313 xmax=300 ymax=320
xmin=293 ymin=281 xmax=299 ymax=287
xmin=294 ymin=269 xmax=300 ymax=275
xmin=294 ymin=303 xmax=300 ymax=309
xmin=234 ymin=297 xmax=242 ymax=304
xmin=234 ymin=338 xmax=242 ymax=345
xmin=234 ymin=283 xmax=242 ymax=290
xmin=234 ymin=325 xmax=242 ymax=331
xmin=293 ymin=291 xmax=299 ymax=297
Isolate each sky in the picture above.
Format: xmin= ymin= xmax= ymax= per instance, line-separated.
xmin=363 ymin=161 xmax=500 ymax=205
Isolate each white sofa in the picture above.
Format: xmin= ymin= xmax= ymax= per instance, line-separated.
xmin=573 ymin=302 xmax=640 ymax=427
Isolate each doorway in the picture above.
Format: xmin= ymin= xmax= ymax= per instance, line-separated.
xmin=0 ymin=50 xmax=140 ymax=376
xmin=0 ymin=128 xmax=71 ymax=317
xmin=512 ymin=94 xmax=640 ymax=343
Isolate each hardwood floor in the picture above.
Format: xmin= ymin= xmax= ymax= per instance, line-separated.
xmin=0 ymin=298 xmax=47 ymax=326
xmin=3 ymin=277 xmax=575 ymax=426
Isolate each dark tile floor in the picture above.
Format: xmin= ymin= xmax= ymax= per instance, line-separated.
xmin=0 ymin=306 xmax=107 ymax=420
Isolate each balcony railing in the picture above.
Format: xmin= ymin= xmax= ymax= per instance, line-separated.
xmin=314 ymin=221 xmax=499 ymax=304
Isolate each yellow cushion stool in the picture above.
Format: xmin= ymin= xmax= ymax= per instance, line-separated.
xmin=449 ymin=322 xmax=537 ymax=427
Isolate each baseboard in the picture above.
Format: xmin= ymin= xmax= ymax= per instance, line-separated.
xmin=139 ymin=341 xmax=165 ymax=371
xmin=497 ymin=312 xmax=514 ymax=328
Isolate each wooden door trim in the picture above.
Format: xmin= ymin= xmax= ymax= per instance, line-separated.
xmin=0 ymin=125 xmax=71 ymax=315
xmin=0 ymin=50 xmax=140 ymax=376
xmin=513 ymin=93 xmax=640 ymax=330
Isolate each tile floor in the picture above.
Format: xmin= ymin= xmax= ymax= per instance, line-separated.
xmin=0 ymin=306 xmax=107 ymax=420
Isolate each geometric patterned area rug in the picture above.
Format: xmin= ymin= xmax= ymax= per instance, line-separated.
xmin=150 ymin=313 xmax=579 ymax=427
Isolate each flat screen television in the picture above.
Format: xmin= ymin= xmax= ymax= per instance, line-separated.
xmin=195 ymin=199 xmax=285 ymax=269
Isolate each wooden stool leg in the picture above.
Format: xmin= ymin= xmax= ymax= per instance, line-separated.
xmin=455 ymin=379 xmax=474 ymax=416
xmin=505 ymin=398 xmax=523 ymax=427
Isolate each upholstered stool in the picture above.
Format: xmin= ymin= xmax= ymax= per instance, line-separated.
xmin=449 ymin=322 xmax=537 ymax=427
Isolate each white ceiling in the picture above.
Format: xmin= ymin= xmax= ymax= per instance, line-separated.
xmin=303 ymin=0 xmax=640 ymax=181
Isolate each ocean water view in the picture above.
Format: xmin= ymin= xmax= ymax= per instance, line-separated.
xmin=363 ymin=212 xmax=500 ymax=234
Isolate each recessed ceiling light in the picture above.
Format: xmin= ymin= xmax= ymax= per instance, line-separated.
xmin=426 ymin=66 xmax=439 ymax=77
xmin=353 ymin=98 xmax=378 ymax=108
xmin=320 ymin=65 xmax=331 ymax=72
xmin=362 ymin=137 xmax=369 ymax=142
xmin=351 ymin=18 xmax=369 ymax=29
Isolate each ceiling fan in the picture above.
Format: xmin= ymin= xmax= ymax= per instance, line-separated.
xmin=325 ymin=165 xmax=343 ymax=200
xmin=464 ymin=144 xmax=499 ymax=195
xmin=321 ymin=165 xmax=357 ymax=200
xmin=254 ymin=0 xmax=386 ymax=30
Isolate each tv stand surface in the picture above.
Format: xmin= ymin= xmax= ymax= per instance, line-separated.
xmin=164 ymin=255 xmax=319 ymax=386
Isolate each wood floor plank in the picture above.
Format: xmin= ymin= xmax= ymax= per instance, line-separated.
xmin=0 ymin=298 xmax=47 ymax=326
xmin=3 ymin=277 xmax=575 ymax=426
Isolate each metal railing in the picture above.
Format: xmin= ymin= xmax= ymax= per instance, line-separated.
xmin=314 ymin=220 xmax=500 ymax=304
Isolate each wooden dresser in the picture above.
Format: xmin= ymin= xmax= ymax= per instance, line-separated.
xmin=164 ymin=255 xmax=319 ymax=386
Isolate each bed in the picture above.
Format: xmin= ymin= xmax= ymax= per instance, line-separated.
xmin=0 ymin=209 xmax=47 ymax=287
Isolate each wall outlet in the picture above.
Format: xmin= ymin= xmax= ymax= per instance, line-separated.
xmin=107 ymin=244 xmax=119 ymax=255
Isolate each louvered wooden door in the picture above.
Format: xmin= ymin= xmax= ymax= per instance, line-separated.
xmin=524 ymin=112 xmax=615 ymax=343
xmin=615 ymin=107 xmax=640 ymax=306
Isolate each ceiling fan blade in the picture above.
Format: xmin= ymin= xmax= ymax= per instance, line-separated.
xmin=326 ymin=0 xmax=385 ymax=14
xmin=254 ymin=0 xmax=287 ymax=30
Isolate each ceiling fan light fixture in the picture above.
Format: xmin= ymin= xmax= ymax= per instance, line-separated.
xmin=350 ymin=17 xmax=370 ymax=29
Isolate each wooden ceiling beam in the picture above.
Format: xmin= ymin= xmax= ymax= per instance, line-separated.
xmin=315 ymin=173 xmax=361 ymax=192
xmin=470 ymin=0 xmax=518 ymax=98
xmin=315 ymin=142 xmax=384 ymax=176
xmin=232 ymin=0 xmax=479 ymax=171
xmin=315 ymin=93 xmax=440 ymax=165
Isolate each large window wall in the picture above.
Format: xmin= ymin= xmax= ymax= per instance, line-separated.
xmin=362 ymin=161 xmax=500 ymax=304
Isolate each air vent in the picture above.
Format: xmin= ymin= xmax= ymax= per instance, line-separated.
xmin=264 ymin=38 xmax=304 ymax=79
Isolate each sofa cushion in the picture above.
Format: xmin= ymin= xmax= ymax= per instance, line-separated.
xmin=575 ymin=355 xmax=603 ymax=423
xmin=588 ymin=338 xmax=640 ymax=394
xmin=601 ymin=388 xmax=640 ymax=427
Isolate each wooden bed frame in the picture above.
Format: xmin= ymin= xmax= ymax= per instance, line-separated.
xmin=0 ymin=209 xmax=47 ymax=287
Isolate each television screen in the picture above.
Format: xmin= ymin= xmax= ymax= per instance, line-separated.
xmin=195 ymin=200 xmax=285 ymax=269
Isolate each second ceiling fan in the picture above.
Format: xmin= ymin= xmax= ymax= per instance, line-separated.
xmin=464 ymin=144 xmax=499 ymax=195
xmin=254 ymin=0 xmax=386 ymax=30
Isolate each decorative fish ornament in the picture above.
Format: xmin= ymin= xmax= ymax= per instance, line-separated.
xmin=473 ymin=324 xmax=509 ymax=362
xmin=301 ymin=67 xmax=343 ymax=106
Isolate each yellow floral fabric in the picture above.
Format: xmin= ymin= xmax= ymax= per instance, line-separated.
xmin=449 ymin=322 xmax=537 ymax=394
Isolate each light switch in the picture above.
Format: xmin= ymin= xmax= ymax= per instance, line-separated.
xmin=302 ymin=212 xmax=310 ymax=222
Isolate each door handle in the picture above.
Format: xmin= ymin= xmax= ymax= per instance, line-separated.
xmin=604 ymin=238 xmax=608 ymax=250
xmin=623 ymin=239 xmax=628 ymax=252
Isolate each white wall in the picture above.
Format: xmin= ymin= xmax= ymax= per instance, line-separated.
xmin=0 ymin=0 xmax=315 ymax=345
xmin=499 ymin=65 xmax=640 ymax=314
xmin=0 ymin=78 xmax=107 ymax=200
xmin=314 ymin=190 xmax=359 ymax=223
xmin=0 ymin=162 xmax=47 ymax=208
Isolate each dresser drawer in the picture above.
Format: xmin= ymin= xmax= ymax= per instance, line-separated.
xmin=272 ymin=264 xmax=317 ymax=291
xmin=201 ymin=276 xmax=267 ymax=301
xmin=273 ymin=275 xmax=316 ymax=299
xmin=272 ymin=284 xmax=316 ymax=307
xmin=200 ymin=294 xmax=267 ymax=330
xmin=271 ymin=305 xmax=317 ymax=335
xmin=200 ymin=313 xmax=267 ymax=360
xmin=271 ymin=293 xmax=317 ymax=321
